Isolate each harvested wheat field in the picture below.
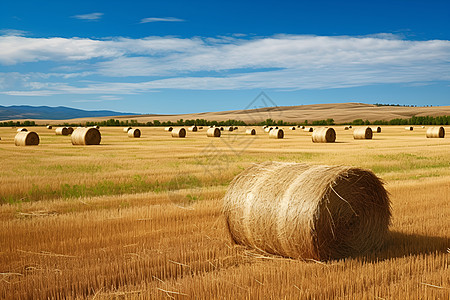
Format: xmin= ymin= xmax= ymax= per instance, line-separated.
xmin=0 ymin=125 xmax=449 ymax=299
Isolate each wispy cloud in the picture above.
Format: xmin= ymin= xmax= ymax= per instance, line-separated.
xmin=72 ymin=12 xmax=104 ymax=21
xmin=140 ymin=17 xmax=184 ymax=23
xmin=0 ymin=29 xmax=28 ymax=36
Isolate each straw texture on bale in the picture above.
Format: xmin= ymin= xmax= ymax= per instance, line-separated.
xmin=405 ymin=126 xmax=413 ymax=131
xmin=426 ymin=126 xmax=445 ymax=138
xmin=46 ymin=125 xmax=52 ymax=129
xmin=16 ymin=128 xmax=27 ymax=132
xmin=165 ymin=127 xmax=173 ymax=132
xmin=223 ymin=161 xmax=391 ymax=260
xmin=312 ymin=127 xmax=336 ymax=143
xmin=303 ymin=127 xmax=313 ymax=132
xmin=372 ymin=127 xmax=381 ymax=133
xmin=71 ymin=127 xmax=101 ymax=145
xmin=269 ymin=128 xmax=284 ymax=139
xmin=171 ymin=128 xmax=186 ymax=138
xmin=246 ymin=128 xmax=256 ymax=135
xmin=55 ymin=127 xmax=70 ymax=136
xmin=188 ymin=126 xmax=198 ymax=132
xmin=207 ymin=127 xmax=221 ymax=137
xmin=123 ymin=127 xmax=132 ymax=133
xmin=128 ymin=128 xmax=141 ymax=138
xmin=353 ymin=127 xmax=372 ymax=140
xmin=15 ymin=131 xmax=39 ymax=146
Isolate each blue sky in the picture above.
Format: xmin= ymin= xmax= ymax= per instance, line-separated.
xmin=0 ymin=0 xmax=449 ymax=114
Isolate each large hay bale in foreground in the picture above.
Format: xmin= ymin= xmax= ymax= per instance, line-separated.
xmin=165 ymin=127 xmax=173 ymax=132
xmin=353 ymin=127 xmax=372 ymax=140
xmin=171 ymin=128 xmax=186 ymax=138
xmin=55 ymin=127 xmax=70 ymax=136
xmin=372 ymin=127 xmax=381 ymax=133
xmin=223 ymin=161 xmax=391 ymax=260
xmin=128 ymin=128 xmax=141 ymax=138
xmin=71 ymin=127 xmax=101 ymax=145
xmin=269 ymin=128 xmax=284 ymax=139
xmin=15 ymin=131 xmax=39 ymax=146
xmin=16 ymin=128 xmax=27 ymax=132
xmin=207 ymin=127 xmax=221 ymax=137
xmin=246 ymin=128 xmax=256 ymax=135
xmin=426 ymin=126 xmax=445 ymax=138
xmin=312 ymin=127 xmax=336 ymax=143
xmin=123 ymin=127 xmax=132 ymax=133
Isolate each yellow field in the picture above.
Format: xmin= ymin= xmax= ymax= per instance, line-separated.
xmin=0 ymin=126 xmax=449 ymax=299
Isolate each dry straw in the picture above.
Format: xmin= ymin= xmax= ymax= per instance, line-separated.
xmin=426 ymin=126 xmax=445 ymax=138
xmin=207 ymin=127 xmax=221 ymax=137
xmin=188 ymin=126 xmax=198 ymax=132
xmin=128 ymin=128 xmax=141 ymax=138
xmin=223 ymin=161 xmax=391 ymax=260
xmin=312 ymin=127 xmax=336 ymax=143
xmin=165 ymin=127 xmax=173 ymax=132
xmin=16 ymin=128 xmax=27 ymax=132
xmin=123 ymin=127 xmax=132 ymax=133
xmin=372 ymin=126 xmax=382 ymax=133
xmin=71 ymin=127 xmax=101 ymax=145
xmin=55 ymin=127 xmax=70 ymax=136
xmin=353 ymin=127 xmax=373 ymax=139
xmin=269 ymin=128 xmax=284 ymax=139
xmin=405 ymin=126 xmax=413 ymax=131
xmin=15 ymin=131 xmax=40 ymax=146
xmin=246 ymin=128 xmax=256 ymax=135
xmin=171 ymin=127 xmax=186 ymax=138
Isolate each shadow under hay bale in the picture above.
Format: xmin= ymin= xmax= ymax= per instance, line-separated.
xmin=207 ymin=127 xmax=221 ymax=137
xmin=128 ymin=128 xmax=141 ymax=138
xmin=15 ymin=131 xmax=39 ymax=146
xmin=172 ymin=127 xmax=186 ymax=138
xmin=312 ymin=127 xmax=336 ymax=143
xmin=426 ymin=126 xmax=445 ymax=138
xmin=71 ymin=127 xmax=101 ymax=145
xmin=353 ymin=127 xmax=373 ymax=139
xmin=223 ymin=161 xmax=391 ymax=260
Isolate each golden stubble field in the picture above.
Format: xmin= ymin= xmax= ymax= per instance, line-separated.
xmin=0 ymin=125 xmax=449 ymax=299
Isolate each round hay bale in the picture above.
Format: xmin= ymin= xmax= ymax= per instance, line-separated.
xmin=353 ymin=127 xmax=372 ymax=140
xmin=15 ymin=131 xmax=39 ymax=146
xmin=405 ymin=126 xmax=413 ymax=131
xmin=71 ymin=127 xmax=101 ymax=145
xmin=226 ymin=126 xmax=234 ymax=132
xmin=165 ymin=127 xmax=173 ymax=132
xmin=426 ymin=126 xmax=445 ymax=138
xmin=290 ymin=126 xmax=296 ymax=130
xmin=264 ymin=127 xmax=272 ymax=133
xmin=421 ymin=126 xmax=425 ymax=128
xmin=172 ymin=128 xmax=186 ymax=138
xmin=124 ymin=127 xmax=132 ymax=133
xmin=300 ymin=126 xmax=305 ymax=129
xmin=188 ymin=126 xmax=198 ymax=132
xmin=128 ymin=128 xmax=141 ymax=138
xmin=16 ymin=128 xmax=28 ymax=132
xmin=46 ymin=125 xmax=52 ymax=129
xmin=372 ymin=127 xmax=381 ymax=133
xmin=348 ymin=125 xmax=352 ymax=128
xmin=234 ymin=126 xmax=238 ymax=130
xmin=220 ymin=127 xmax=224 ymax=131
xmin=207 ymin=127 xmax=221 ymax=137
xmin=92 ymin=125 xmax=100 ymax=129
xmin=263 ymin=125 xmax=268 ymax=129
xmin=198 ymin=126 xmax=203 ymax=130
xmin=344 ymin=126 xmax=349 ymax=130
xmin=312 ymin=127 xmax=336 ymax=143
xmin=55 ymin=127 xmax=70 ymax=136
xmin=303 ymin=127 xmax=313 ymax=132
xmin=269 ymin=128 xmax=284 ymax=139
xmin=67 ymin=127 xmax=74 ymax=134
xmin=246 ymin=128 xmax=256 ymax=135
xmin=223 ymin=161 xmax=391 ymax=260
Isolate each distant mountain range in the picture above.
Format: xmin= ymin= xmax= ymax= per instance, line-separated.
xmin=0 ymin=105 xmax=136 ymax=121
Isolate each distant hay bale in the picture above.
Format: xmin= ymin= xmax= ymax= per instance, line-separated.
xmin=269 ymin=128 xmax=284 ymax=139
xmin=344 ymin=126 xmax=349 ymax=130
xmin=348 ymin=125 xmax=352 ymax=128
xmin=207 ymin=127 xmax=221 ymax=137
xmin=426 ymin=126 xmax=445 ymax=138
xmin=71 ymin=127 xmax=101 ymax=145
xmin=92 ymin=125 xmax=100 ymax=129
xmin=223 ymin=161 xmax=391 ymax=260
xmin=15 ymin=131 xmax=39 ymax=146
xmin=353 ymin=127 xmax=373 ymax=139
xmin=274 ymin=126 xmax=279 ymax=129
xmin=198 ymin=126 xmax=203 ymax=130
xmin=421 ymin=126 xmax=425 ymax=128
xmin=312 ymin=127 xmax=336 ymax=143
xmin=165 ymin=127 xmax=173 ymax=132
xmin=226 ymin=126 xmax=234 ymax=131
xmin=234 ymin=126 xmax=238 ymax=130
xmin=55 ymin=127 xmax=70 ymax=136
xmin=405 ymin=126 xmax=413 ymax=131
xmin=171 ymin=127 xmax=186 ymax=138
xmin=246 ymin=128 xmax=256 ymax=135
xmin=372 ymin=126 xmax=381 ymax=133
xmin=67 ymin=127 xmax=74 ymax=134
xmin=263 ymin=125 xmax=268 ymax=129
xmin=188 ymin=126 xmax=198 ymax=132
xmin=303 ymin=127 xmax=313 ymax=132
xmin=128 ymin=128 xmax=141 ymax=138
xmin=16 ymin=128 xmax=27 ymax=132
xmin=264 ymin=127 xmax=273 ymax=133
xmin=290 ymin=126 xmax=296 ymax=130
xmin=123 ymin=127 xmax=132 ymax=133
xmin=46 ymin=125 xmax=52 ymax=129
xmin=219 ymin=127 xmax=224 ymax=131
xmin=300 ymin=126 xmax=305 ymax=129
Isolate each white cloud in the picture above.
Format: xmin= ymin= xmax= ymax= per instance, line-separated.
xmin=0 ymin=29 xmax=28 ymax=36
xmin=72 ymin=12 xmax=104 ymax=20
xmin=140 ymin=17 xmax=184 ymax=23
